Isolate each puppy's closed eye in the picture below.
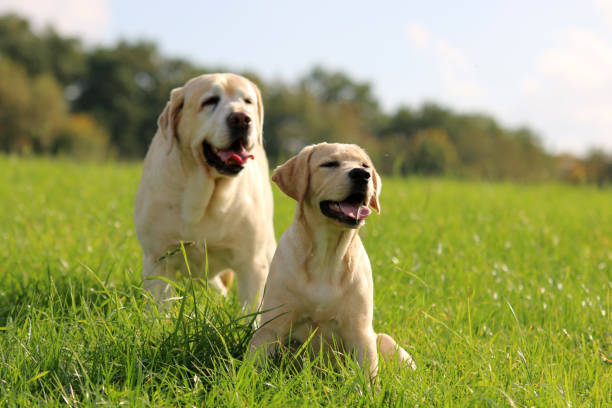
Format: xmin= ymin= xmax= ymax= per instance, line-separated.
xmin=320 ymin=161 xmax=339 ymax=168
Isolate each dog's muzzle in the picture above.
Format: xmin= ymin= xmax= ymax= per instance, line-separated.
xmin=202 ymin=136 xmax=254 ymax=176
xmin=319 ymin=189 xmax=371 ymax=228
xmin=201 ymin=112 xmax=256 ymax=175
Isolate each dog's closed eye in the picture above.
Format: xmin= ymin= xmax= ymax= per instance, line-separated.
xmin=320 ymin=161 xmax=339 ymax=168
xmin=201 ymin=96 xmax=220 ymax=109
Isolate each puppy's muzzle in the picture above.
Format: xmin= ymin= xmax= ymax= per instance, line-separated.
xmin=319 ymin=167 xmax=373 ymax=228
xmin=349 ymin=168 xmax=371 ymax=190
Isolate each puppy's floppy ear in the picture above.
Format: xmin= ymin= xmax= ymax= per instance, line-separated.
xmin=157 ymin=86 xmax=185 ymax=152
xmin=370 ymin=167 xmax=382 ymax=213
xmin=272 ymin=145 xmax=315 ymax=202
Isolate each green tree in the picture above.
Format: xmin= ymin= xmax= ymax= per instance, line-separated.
xmin=0 ymin=14 xmax=85 ymax=86
xmin=0 ymin=12 xmax=573 ymax=183
xmin=0 ymin=58 xmax=32 ymax=152
xmin=54 ymin=113 xmax=111 ymax=160
xmin=300 ymin=66 xmax=382 ymax=127
xmin=409 ymin=128 xmax=458 ymax=175
xmin=0 ymin=58 xmax=67 ymax=153
xmin=30 ymin=73 xmax=68 ymax=151
xmin=585 ymin=149 xmax=612 ymax=188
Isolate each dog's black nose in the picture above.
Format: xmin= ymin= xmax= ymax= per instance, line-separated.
xmin=349 ymin=168 xmax=371 ymax=183
xmin=227 ymin=112 xmax=251 ymax=130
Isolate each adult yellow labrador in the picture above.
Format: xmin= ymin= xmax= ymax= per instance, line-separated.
xmin=134 ymin=73 xmax=275 ymax=309
xmin=249 ymin=143 xmax=415 ymax=377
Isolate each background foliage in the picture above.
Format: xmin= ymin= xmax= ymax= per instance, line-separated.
xmin=1 ymin=13 xmax=611 ymax=184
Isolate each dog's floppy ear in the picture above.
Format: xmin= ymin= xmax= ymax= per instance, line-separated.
xmin=252 ymin=82 xmax=264 ymax=143
xmin=157 ymin=86 xmax=185 ymax=152
xmin=272 ymin=145 xmax=315 ymax=202
xmin=370 ymin=167 xmax=382 ymax=213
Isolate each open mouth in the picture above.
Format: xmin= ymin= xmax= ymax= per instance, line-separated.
xmin=319 ymin=192 xmax=372 ymax=227
xmin=202 ymin=138 xmax=254 ymax=175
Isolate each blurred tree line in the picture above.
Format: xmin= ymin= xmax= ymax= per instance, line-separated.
xmin=1 ymin=14 xmax=610 ymax=184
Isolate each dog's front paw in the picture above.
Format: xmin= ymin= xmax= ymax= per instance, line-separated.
xmin=377 ymin=332 xmax=416 ymax=370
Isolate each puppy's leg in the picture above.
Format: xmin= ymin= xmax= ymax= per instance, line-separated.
xmin=343 ymin=329 xmax=379 ymax=379
xmin=249 ymin=327 xmax=280 ymax=357
xmin=248 ymin=312 xmax=292 ymax=368
xmin=377 ymin=333 xmax=417 ymax=370
xmin=142 ymin=255 xmax=174 ymax=304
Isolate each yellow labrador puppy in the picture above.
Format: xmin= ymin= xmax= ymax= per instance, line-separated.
xmin=249 ymin=143 xmax=415 ymax=377
xmin=134 ymin=73 xmax=275 ymax=309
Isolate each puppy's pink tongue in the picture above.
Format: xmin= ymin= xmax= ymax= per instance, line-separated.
xmin=217 ymin=145 xmax=254 ymax=165
xmin=339 ymin=203 xmax=372 ymax=220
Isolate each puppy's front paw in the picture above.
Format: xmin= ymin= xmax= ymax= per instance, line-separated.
xmin=247 ymin=327 xmax=280 ymax=370
xmin=395 ymin=346 xmax=417 ymax=370
xmin=377 ymin=333 xmax=416 ymax=370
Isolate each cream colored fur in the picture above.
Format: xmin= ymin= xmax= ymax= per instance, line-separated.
xmin=134 ymin=73 xmax=275 ymax=309
xmin=249 ymin=143 xmax=415 ymax=377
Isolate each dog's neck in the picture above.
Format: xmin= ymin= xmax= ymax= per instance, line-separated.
xmin=178 ymin=144 xmax=248 ymax=225
xmin=180 ymin=164 xmax=216 ymax=224
xmin=296 ymin=202 xmax=359 ymax=283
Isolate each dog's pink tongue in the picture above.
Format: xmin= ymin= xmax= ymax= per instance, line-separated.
xmin=217 ymin=145 xmax=254 ymax=165
xmin=339 ymin=203 xmax=372 ymax=220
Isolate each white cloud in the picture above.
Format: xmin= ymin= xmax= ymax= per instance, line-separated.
xmin=519 ymin=77 xmax=540 ymax=95
xmin=0 ymin=0 xmax=111 ymax=43
xmin=405 ymin=23 xmax=484 ymax=107
xmin=406 ymin=24 xmax=429 ymax=50
xmin=515 ymin=26 xmax=612 ymax=153
xmin=574 ymin=103 xmax=612 ymax=128
xmin=537 ymin=28 xmax=612 ymax=90
xmin=404 ymin=20 xmax=612 ymax=154
xmin=595 ymin=0 xmax=612 ymax=25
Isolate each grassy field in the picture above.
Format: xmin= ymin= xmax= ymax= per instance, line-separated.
xmin=0 ymin=156 xmax=610 ymax=407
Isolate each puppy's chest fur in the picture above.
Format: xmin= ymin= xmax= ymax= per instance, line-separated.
xmin=292 ymin=283 xmax=345 ymax=342
xmin=289 ymin=262 xmax=361 ymax=331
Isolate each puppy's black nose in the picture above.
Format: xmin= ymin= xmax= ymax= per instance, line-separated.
xmin=227 ymin=112 xmax=251 ymax=130
xmin=349 ymin=168 xmax=371 ymax=183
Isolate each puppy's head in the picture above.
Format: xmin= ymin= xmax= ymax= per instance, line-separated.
xmin=273 ymin=143 xmax=381 ymax=229
xmin=157 ymin=73 xmax=264 ymax=176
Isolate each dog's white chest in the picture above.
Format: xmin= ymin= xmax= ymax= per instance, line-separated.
xmin=300 ymin=281 xmax=344 ymax=324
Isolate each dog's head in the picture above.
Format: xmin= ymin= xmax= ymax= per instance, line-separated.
xmin=273 ymin=143 xmax=381 ymax=229
xmin=157 ymin=73 xmax=264 ymax=176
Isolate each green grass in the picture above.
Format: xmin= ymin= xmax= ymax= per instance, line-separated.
xmin=1 ymin=155 xmax=610 ymax=407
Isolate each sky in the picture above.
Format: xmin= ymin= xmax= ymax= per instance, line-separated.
xmin=1 ymin=0 xmax=611 ymax=155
